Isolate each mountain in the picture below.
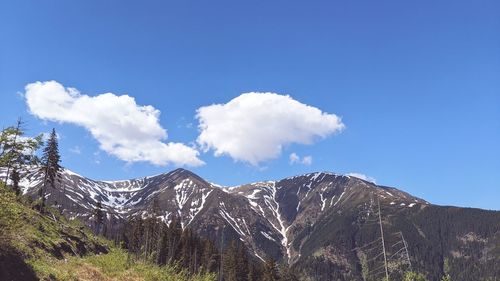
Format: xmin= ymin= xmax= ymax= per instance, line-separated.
xmin=2 ymin=167 xmax=499 ymax=281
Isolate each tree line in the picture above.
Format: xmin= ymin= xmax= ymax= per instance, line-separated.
xmin=112 ymin=203 xmax=300 ymax=281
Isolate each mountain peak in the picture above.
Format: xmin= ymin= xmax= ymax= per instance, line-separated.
xmin=170 ymin=167 xmax=189 ymax=174
xmin=168 ymin=168 xmax=206 ymax=183
xmin=283 ymin=171 xmax=343 ymax=182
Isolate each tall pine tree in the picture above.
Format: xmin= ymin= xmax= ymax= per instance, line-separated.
xmin=94 ymin=200 xmax=105 ymax=235
xmin=39 ymin=128 xmax=62 ymax=212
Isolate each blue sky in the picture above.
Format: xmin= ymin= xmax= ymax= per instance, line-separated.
xmin=1 ymin=0 xmax=499 ymax=210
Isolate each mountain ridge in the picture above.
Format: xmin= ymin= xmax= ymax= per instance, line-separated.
xmin=1 ymin=167 xmax=498 ymax=280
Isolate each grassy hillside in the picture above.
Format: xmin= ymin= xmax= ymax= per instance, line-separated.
xmin=29 ymin=248 xmax=215 ymax=281
xmin=0 ymin=183 xmax=215 ymax=281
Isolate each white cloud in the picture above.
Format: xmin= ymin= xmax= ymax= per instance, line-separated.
xmin=24 ymin=81 xmax=204 ymax=167
xmin=301 ymin=155 xmax=313 ymax=165
xmin=196 ymin=92 xmax=345 ymax=165
xmin=69 ymin=146 xmax=82 ymax=154
xmin=289 ymin=152 xmax=300 ymax=164
xmin=346 ymin=172 xmax=376 ymax=183
xmin=289 ymin=152 xmax=312 ymax=165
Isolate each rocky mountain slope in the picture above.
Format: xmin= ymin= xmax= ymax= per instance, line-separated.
xmin=2 ymin=167 xmax=499 ymax=280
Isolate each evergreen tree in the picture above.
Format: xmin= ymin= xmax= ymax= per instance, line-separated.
xmin=279 ymin=264 xmax=299 ymax=281
xmin=223 ymin=241 xmax=238 ymax=281
xmin=262 ymin=258 xmax=280 ymax=281
xmin=167 ymin=216 xmax=182 ymax=263
xmin=157 ymin=224 xmax=170 ymax=265
xmin=180 ymin=228 xmax=192 ymax=269
xmin=247 ymin=262 xmax=257 ymax=281
xmin=235 ymin=242 xmax=249 ymax=281
xmin=143 ymin=198 xmax=161 ymax=262
xmin=9 ymin=167 xmax=20 ymax=196
xmin=39 ymin=128 xmax=62 ymax=211
xmin=131 ymin=217 xmax=144 ymax=257
xmin=117 ymin=213 xmax=259 ymax=279
xmin=201 ymin=239 xmax=219 ymax=273
xmin=151 ymin=196 xmax=161 ymax=216
xmin=93 ymin=200 xmax=104 ymax=235
xmin=120 ymin=228 xmax=130 ymax=250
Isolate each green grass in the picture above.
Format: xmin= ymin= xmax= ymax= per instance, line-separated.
xmin=1 ymin=192 xmax=107 ymax=260
xmin=28 ymin=248 xmax=216 ymax=281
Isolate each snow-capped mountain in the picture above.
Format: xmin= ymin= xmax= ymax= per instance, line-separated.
xmin=1 ymin=168 xmax=426 ymax=261
xmin=2 ymin=167 xmax=498 ymax=280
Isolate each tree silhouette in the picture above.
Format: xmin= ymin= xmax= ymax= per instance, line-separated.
xmin=39 ymin=128 xmax=62 ymax=212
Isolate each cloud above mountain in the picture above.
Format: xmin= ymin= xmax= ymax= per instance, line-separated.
xmin=346 ymin=172 xmax=376 ymax=183
xmin=24 ymin=80 xmax=204 ymax=167
xmin=289 ymin=153 xmax=313 ymax=165
xmin=196 ymin=92 xmax=345 ymax=165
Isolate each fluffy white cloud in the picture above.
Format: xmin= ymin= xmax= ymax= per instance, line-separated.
xmin=289 ymin=152 xmax=300 ymax=164
xmin=24 ymin=81 xmax=204 ymax=167
xmin=196 ymin=92 xmax=345 ymax=165
xmin=301 ymin=155 xmax=313 ymax=165
xmin=346 ymin=172 xmax=376 ymax=183
xmin=289 ymin=152 xmax=312 ymax=165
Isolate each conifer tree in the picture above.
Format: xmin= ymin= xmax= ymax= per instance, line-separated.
xmin=279 ymin=264 xmax=299 ymax=281
xmin=262 ymin=258 xmax=280 ymax=281
xmin=120 ymin=228 xmax=130 ymax=250
xmin=39 ymin=128 xmax=62 ymax=211
xmin=129 ymin=217 xmax=145 ymax=258
xmin=151 ymin=196 xmax=161 ymax=216
xmin=9 ymin=167 xmax=20 ymax=196
xmin=236 ymin=242 xmax=249 ymax=281
xmin=201 ymin=239 xmax=219 ymax=273
xmin=118 ymin=213 xmax=237 ymax=277
xmin=94 ymin=200 xmax=105 ymax=235
xmin=157 ymin=224 xmax=170 ymax=265
xmin=168 ymin=216 xmax=182 ymax=263
xmin=247 ymin=262 xmax=257 ymax=281
xmin=144 ymin=198 xmax=161 ymax=261
xmin=223 ymin=241 xmax=238 ymax=281
xmin=180 ymin=228 xmax=192 ymax=269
